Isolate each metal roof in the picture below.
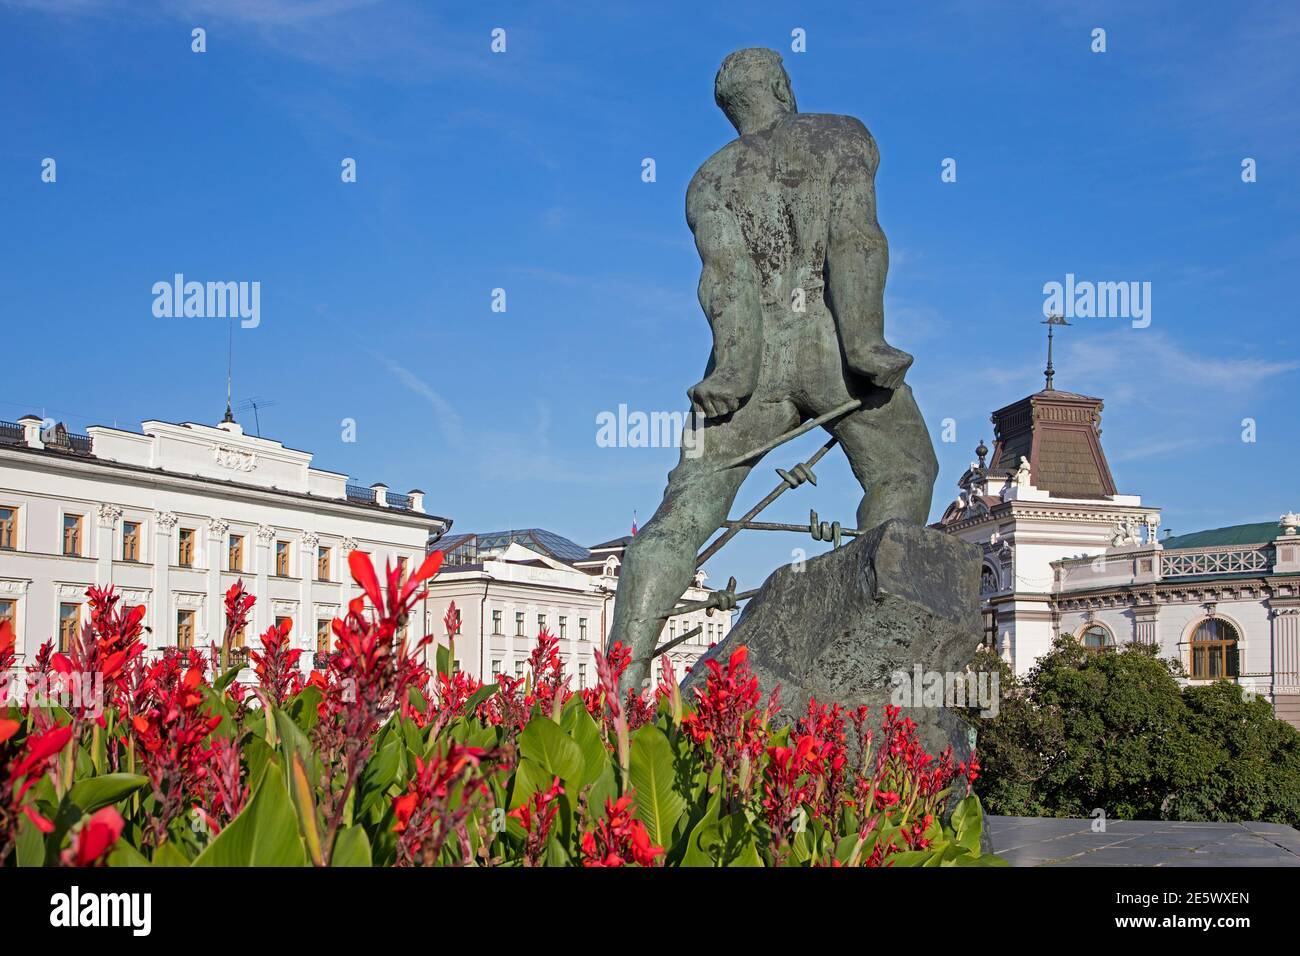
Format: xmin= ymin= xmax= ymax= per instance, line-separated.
xmin=1162 ymin=522 xmax=1280 ymax=550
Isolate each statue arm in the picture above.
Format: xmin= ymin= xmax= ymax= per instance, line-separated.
xmin=686 ymin=190 xmax=763 ymax=418
xmin=826 ymin=133 xmax=913 ymax=390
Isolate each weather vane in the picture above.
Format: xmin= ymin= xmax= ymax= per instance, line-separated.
xmin=1042 ymin=313 xmax=1070 ymax=390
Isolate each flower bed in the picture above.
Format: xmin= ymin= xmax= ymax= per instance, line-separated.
xmin=0 ymin=551 xmax=1000 ymax=867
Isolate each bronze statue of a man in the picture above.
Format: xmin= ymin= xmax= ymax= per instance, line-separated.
xmin=609 ymin=48 xmax=938 ymax=690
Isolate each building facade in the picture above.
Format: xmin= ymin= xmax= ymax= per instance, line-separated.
xmin=423 ymin=530 xmax=730 ymax=689
xmin=1052 ymin=517 xmax=1300 ymax=727
xmin=0 ymin=413 xmax=448 ymax=673
xmin=936 ymin=380 xmax=1300 ymax=727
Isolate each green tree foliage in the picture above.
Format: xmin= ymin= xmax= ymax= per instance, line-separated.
xmin=968 ymin=637 xmax=1300 ymax=826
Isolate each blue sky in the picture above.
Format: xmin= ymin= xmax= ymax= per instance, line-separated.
xmin=2 ymin=0 xmax=1297 ymax=591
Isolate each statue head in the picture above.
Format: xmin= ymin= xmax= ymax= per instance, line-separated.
xmin=714 ymin=48 xmax=797 ymax=135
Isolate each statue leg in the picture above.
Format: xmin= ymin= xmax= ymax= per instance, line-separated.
xmin=609 ymin=397 xmax=800 ymax=693
xmin=826 ymin=383 xmax=938 ymax=529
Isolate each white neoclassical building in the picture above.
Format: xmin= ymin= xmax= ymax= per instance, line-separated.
xmin=0 ymin=412 xmax=449 ymax=673
xmin=422 ymin=530 xmax=731 ymax=689
xmin=936 ymin=377 xmax=1300 ymax=728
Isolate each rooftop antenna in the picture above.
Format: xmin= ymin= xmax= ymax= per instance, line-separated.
xmin=1042 ymin=313 xmax=1070 ymax=391
xmin=235 ymin=397 xmax=278 ymax=437
xmin=222 ymin=318 xmax=235 ymax=423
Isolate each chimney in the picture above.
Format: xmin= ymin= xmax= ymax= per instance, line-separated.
xmin=18 ymin=414 xmax=45 ymax=449
xmin=370 ymin=482 xmax=388 ymax=507
xmin=407 ymin=489 xmax=425 ymax=513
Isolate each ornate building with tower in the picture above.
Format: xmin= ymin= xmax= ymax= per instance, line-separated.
xmin=936 ymin=374 xmax=1300 ymax=728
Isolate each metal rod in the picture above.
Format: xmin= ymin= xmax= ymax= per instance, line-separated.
xmin=696 ymin=436 xmax=840 ymax=568
xmin=650 ymin=625 xmax=702 ymax=659
xmin=662 ymin=587 xmax=760 ymax=618
xmin=727 ymin=520 xmax=863 ymax=537
xmin=721 ymin=398 xmax=862 ymax=470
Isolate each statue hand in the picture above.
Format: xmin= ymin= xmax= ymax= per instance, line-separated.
xmin=688 ymin=367 xmax=753 ymax=419
xmin=847 ymin=341 xmax=912 ymax=390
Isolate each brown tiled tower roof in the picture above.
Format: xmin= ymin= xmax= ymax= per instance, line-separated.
xmin=987 ymin=388 xmax=1117 ymax=499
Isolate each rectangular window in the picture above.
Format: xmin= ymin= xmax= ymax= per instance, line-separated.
xmin=63 ymin=514 xmax=83 ymax=557
xmin=491 ymin=659 xmax=502 ymax=677
xmin=58 ymin=602 xmax=80 ymax=652
xmin=514 ymin=659 xmax=525 ymax=678
xmin=232 ymin=623 xmax=246 ymax=650
xmin=578 ymin=662 xmax=587 ymax=689
xmin=316 ymin=619 xmax=331 ymax=656
xmin=275 ymin=615 xmax=291 ymax=633
xmin=177 ymin=609 xmax=195 ymax=650
xmin=0 ymin=506 xmax=16 ymax=550
xmin=0 ymin=598 xmax=15 ymax=629
xmin=515 ymin=612 xmax=524 ymax=636
xmin=397 ymin=555 xmax=408 ymax=578
xmin=669 ymin=621 xmax=676 ymax=640
xmin=558 ymin=616 xmax=567 ymax=639
xmin=579 ymin=618 xmax=588 ymax=641
xmin=275 ymin=540 xmax=290 ymax=576
xmin=122 ymin=521 xmax=140 ymax=561
xmin=228 ymin=534 xmax=244 ymax=572
xmin=492 ymin=609 xmax=502 ymax=634
xmin=537 ymin=613 xmax=546 ymax=635
xmin=317 ymin=546 xmax=330 ymax=582
xmin=177 ymin=527 xmax=195 ymax=567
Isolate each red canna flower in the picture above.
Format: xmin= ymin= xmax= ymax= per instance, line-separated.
xmin=442 ymin=601 xmax=462 ymax=640
xmin=680 ymin=644 xmax=769 ymax=809
xmin=509 ymin=775 xmax=564 ymax=866
xmin=130 ymin=664 xmax=222 ymax=847
xmin=1 ymin=722 xmax=75 ymax=861
xmin=0 ymin=620 xmax=15 ymax=702
xmin=392 ymin=743 xmax=492 ymax=866
xmin=61 ymin=806 xmax=125 ymax=867
xmin=221 ymin=580 xmax=255 ymax=671
xmin=313 ymin=550 xmax=444 ymax=865
xmin=248 ymin=617 xmax=303 ymax=706
xmin=579 ymin=794 xmax=664 ymax=868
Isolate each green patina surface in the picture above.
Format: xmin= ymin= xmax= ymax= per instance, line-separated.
xmin=1162 ymin=522 xmax=1280 ymax=550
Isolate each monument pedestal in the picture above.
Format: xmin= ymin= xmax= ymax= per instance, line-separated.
xmin=683 ymin=519 xmax=984 ymax=790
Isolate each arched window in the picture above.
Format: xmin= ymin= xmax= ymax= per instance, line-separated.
xmin=1078 ymin=623 xmax=1113 ymax=651
xmin=980 ymin=565 xmax=999 ymax=595
xmin=1190 ymin=618 xmax=1239 ymax=679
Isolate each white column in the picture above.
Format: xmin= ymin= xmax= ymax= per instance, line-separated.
xmin=153 ymin=511 xmax=178 ymax=652
xmin=96 ymin=504 xmax=121 ymax=588
xmin=255 ymin=524 xmax=275 ymax=638
xmin=300 ymin=532 xmax=319 ymax=666
xmin=206 ymin=518 xmax=228 ymax=648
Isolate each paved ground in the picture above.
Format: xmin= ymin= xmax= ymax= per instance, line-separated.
xmin=988 ymin=815 xmax=1300 ymax=866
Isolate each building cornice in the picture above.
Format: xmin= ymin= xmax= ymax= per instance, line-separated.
xmin=0 ymin=444 xmax=451 ymax=533
xmin=1054 ymin=574 xmax=1300 ymax=611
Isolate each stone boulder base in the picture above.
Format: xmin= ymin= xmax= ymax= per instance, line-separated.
xmin=682 ymin=519 xmax=983 ymax=768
